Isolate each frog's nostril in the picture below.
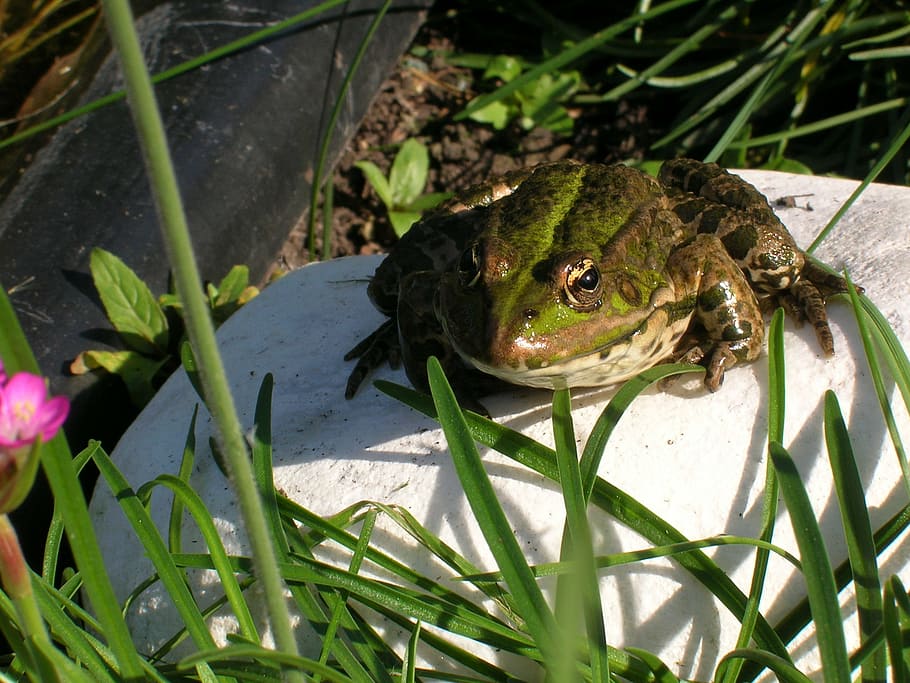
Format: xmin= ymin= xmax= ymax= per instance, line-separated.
xmin=523 ymin=308 xmax=539 ymax=319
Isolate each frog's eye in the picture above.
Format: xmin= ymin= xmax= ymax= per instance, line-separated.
xmin=564 ymin=258 xmax=603 ymax=311
xmin=458 ymin=243 xmax=482 ymax=288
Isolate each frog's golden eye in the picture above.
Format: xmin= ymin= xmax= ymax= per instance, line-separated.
xmin=564 ymin=257 xmax=603 ymax=311
xmin=458 ymin=242 xmax=482 ymax=288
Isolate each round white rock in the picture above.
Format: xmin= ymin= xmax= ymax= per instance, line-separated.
xmin=89 ymin=170 xmax=910 ymax=680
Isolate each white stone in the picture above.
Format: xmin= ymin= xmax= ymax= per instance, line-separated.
xmin=89 ymin=170 xmax=910 ymax=680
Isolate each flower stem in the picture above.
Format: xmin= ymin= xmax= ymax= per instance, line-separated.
xmin=0 ymin=513 xmax=63 ymax=681
xmin=99 ymin=2 xmax=302 ymax=677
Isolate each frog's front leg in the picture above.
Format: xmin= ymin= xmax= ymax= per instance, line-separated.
xmin=668 ymin=233 xmax=765 ymax=391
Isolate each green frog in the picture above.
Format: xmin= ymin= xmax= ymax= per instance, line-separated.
xmin=345 ymin=158 xmax=851 ymax=406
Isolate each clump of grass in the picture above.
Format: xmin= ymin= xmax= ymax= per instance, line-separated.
xmin=447 ymin=2 xmax=910 ymax=180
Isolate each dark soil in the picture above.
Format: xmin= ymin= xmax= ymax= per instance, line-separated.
xmin=277 ymin=22 xmax=656 ymax=271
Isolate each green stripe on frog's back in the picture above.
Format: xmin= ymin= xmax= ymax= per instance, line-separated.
xmin=486 ymin=161 xmax=587 ymax=258
xmin=483 ymin=163 xmax=664 ymax=317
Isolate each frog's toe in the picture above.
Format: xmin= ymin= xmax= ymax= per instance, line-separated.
xmin=790 ymin=279 xmax=836 ymax=356
xmin=702 ymin=344 xmax=738 ymax=392
xmin=344 ymin=363 xmax=370 ymax=399
xmin=666 ymin=341 xmax=736 ymax=391
xmin=344 ymin=319 xmax=399 ymax=398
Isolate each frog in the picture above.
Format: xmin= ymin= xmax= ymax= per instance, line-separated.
xmin=345 ymin=158 xmax=852 ymax=407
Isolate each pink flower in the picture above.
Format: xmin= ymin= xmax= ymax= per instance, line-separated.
xmin=0 ymin=372 xmax=69 ymax=449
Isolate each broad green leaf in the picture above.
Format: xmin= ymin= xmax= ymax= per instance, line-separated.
xmin=389 ymin=210 xmax=422 ymax=237
xmin=90 ymin=248 xmax=169 ymax=355
xmin=214 ymin=265 xmax=250 ymax=308
xmin=211 ymin=265 xmax=257 ymax=321
xmin=532 ymin=69 xmax=579 ymax=100
xmin=73 ymin=349 xmax=168 ymax=406
xmin=482 ymin=54 xmax=523 ymax=81
xmin=406 ymin=191 xmax=452 ymax=212
xmin=389 ymin=139 xmax=429 ymax=208
xmin=354 ymin=160 xmax=394 ymax=208
xmin=517 ymin=71 xmax=580 ymax=127
xmin=157 ymin=292 xmax=182 ymax=311
xmin=468 ymin=100 xmax=514 ymax=129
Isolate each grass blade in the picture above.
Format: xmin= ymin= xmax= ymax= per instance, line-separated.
xmin=552 ymin=389 xmax=609 ymax=682
xmin=769 ymin=442 xmax=850 ymax=683
xmin=846 ymin=279 xmax=910 ymax=496
xmin=426 ymin=357 xmax=563 ymax=675
xmin=719 ymin=649 xmax=814 ymax=683
xmin=883 ymin=575 xmax=910 ymax=681
xmin=720 ymin=309 xmax=786 ymax=683
xmin=2 ymin=285 xmax=144 ymax=678
xmin=138 ymin=473 xmax=260 ymax=643
xmin=824 ymin=390 xmax=884 ymax=682
xmin=808 ymin=105 xmax=910 ymax=252
xmin=90 ymin=443 xmax=216 ymax=652
xmin=579 ymin=362 xmax=703 ymax=498
xmin=167 ymin=406 xmax=198 ymax=554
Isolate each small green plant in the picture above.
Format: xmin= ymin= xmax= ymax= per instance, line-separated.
xmin=453 ymin=53 xmax=582 ymax=134
xmin=355 ymin=138 xmax=451 ymax=237
xmin=70 ymin=247 xmax=258 ymax=406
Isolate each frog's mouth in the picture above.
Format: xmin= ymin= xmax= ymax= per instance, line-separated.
xmin=443 ymin=295 xmax=690 ymax=390
xmin=463 ymin=316 xmax=678 ymax=389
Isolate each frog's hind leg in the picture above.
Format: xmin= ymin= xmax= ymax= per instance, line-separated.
xmin=668 ymin=233 xmax=765 ymax=391
xmin=661 ymin=159 xmax=806 ymax=294
xmin=662 ymin=158 xmax=854 ymax=358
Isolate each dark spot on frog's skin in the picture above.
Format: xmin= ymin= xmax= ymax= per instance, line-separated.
xmin=720 ymin=224 xmax=758 ymax=261
xmin=523 ymin=308 xmax=539 ymax=319
xmin=722 ymin=320 xmax=752 ymax=342
xmin=665 ymin=297 xmax=697 ymax=324
xmin=698 ymin=283 xmax=728 ymax=312
xmin=694 ymin=204 xmax=731 ymax=234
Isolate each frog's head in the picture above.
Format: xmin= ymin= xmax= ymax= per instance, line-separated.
xmin=436 ymin=161 xmax=689 ymax=389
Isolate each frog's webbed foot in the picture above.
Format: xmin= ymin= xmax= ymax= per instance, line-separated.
xmin=772 ymin=257 xmax=860 ymax=357
xmin=344 ymin=319 xmax=400 ymax=399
